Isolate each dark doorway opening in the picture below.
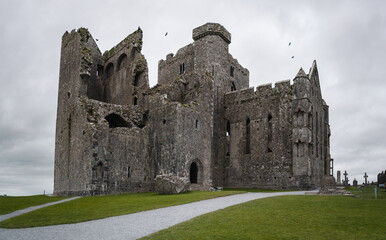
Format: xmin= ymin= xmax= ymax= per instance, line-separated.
xmin=190 ymin=162 xmax=198 ymax=183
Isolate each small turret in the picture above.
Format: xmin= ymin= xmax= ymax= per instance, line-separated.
xmin=192 ymin=23 xmax=231 ymax=44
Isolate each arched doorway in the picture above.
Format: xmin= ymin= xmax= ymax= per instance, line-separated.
xmin=190 ymin=162 xmax=198 ymax=183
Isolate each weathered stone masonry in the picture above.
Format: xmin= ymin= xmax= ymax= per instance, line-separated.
xmin=54 ymin=23 xmax=333 ymax=196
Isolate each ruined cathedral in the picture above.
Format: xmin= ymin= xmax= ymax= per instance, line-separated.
xmin=54 ymin=23 xmax=334 ymax=196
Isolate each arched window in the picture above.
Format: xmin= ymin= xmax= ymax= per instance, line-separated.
xmin=105 ymin=62 xmax=114 ymax=78
xmin=246 ymin=117 xmax=250 ymax=154
xmin=190 ymin=162 xmax=198 ymax=183
xmin=134 ymin=71 xmax=143 ymax=87
xmin=117 ymin=53 xmax=128 ymax=71
xmin=268 ymin=114 xmax=272 ymax=152
xmin=96 ymin=64 xmax=104 ymax=77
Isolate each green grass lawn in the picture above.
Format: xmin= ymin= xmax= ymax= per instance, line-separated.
xmin=0 ymin=190 xmax=244 ymax=228
xmin=0 ymin=195 xmax=69 ymax=215
xmin=142 ymin=195 xmax=386 ymax=240
xmin=346 ymin=186 xmax=386 ymax=199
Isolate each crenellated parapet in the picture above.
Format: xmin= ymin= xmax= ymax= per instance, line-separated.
xmin=225 ymin=80 xmax=293 ymax=107
xmin=193 ymin=22 xmax=231 ymax=44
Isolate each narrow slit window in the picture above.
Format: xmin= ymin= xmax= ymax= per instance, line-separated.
xmin=246 ymin=118 xmax=250 ymax=154
xmin=231 ymin=82 xmax=236 ymax=91
xmin=226 ymin=120 xmax=230 ymax=136
xmin=133 ymin=96 xmax=138 ymax=106
xmin=179 ymin=63 xmax=185 ymax=74
xmin=268 ymin=114 xmax=272 ymax=152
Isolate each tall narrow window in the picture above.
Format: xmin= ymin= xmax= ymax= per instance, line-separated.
xmin=195 ymin=120 xmax=199 ymax=129
xmin=246 ymin=118 xmax=250 ymax=154
xmin=179 ymin=63 xmax=185 ymax=74
xmin=268 ymin=114 xmax=272 ymax=152
xmin=134 ymin=71 xmax=142 ymax=87
xmin=96 ymin=162 xmax=104 ymax=179
xmin=231 ymin=82 xmax=236 ymax=91
xmin=226 ymin=120 xmax=230 ymax=136
xmin=127 ymin=166 xmax=131 ymax=178
xmin=226 ymin=120 xmax=230 ymax=156
xmin=316 ymin=112 xmax=319 ymax=157
xmin=105 ymin=62 xmax=114 ymax=78
xmin=230 ymin=66 xmax=234 ymax=77
xmin=133 ymin=96 xmax=138 ymax=106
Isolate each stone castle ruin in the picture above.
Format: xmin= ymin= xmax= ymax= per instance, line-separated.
xmin=54 ymin=23 xmax=334 ymax=196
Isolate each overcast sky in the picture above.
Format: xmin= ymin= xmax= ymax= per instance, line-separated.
xmin=0 ymin=0 xmax=385 ymax=196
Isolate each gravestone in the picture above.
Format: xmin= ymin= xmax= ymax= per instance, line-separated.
xmin=353 ymin=178 xmax=358 ymax=187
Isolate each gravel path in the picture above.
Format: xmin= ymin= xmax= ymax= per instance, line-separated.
xmin=0 ymin=191 xmax=308 ymax=240
xmin=0 ymin=197 xmax=81 ymax=222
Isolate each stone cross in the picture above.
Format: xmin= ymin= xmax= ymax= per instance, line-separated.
xmin=343 ymin=170 xmax=348 ymax=186
xmin=344 ymin=170 xmax=348 ymax=182
xmin=364 ymin=172 xmax=368 ymax=185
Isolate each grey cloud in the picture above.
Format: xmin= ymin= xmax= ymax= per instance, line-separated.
xmin=0 ymin=0 xmax=385 ymax=195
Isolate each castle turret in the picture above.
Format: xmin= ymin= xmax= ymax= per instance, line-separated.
xmin=292 ymin=68 xmax=314 ymax=188
xmin=54 ymin=28 xmax=102 ymax=195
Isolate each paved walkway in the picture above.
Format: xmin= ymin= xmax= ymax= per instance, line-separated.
xmin=0 ymin=197 xmax=81 ymax=222
xmin=0 ymin=191 xmax=308 ymax=240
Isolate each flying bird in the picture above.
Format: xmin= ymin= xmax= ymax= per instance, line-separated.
xmin=291 ymin=56 xmax=295 ymax=59
xmin=165 ymin=32 xmax=168 ymax=36
xmin=96 ymin=39 xmax=99 ymax=41
xmin=288 ymin=42 xmax=291 ymax=46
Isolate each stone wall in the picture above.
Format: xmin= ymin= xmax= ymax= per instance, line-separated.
xmin=224 ymin=81 xmax=294 ymax=189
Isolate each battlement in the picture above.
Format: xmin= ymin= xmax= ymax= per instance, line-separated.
xmin=193 ymin=23 xmax=231 ymax=44
xmin=225 ymin=79 xmax=293 ymax=104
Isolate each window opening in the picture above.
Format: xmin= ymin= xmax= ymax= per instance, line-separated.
xmin=226 ymin=120 xmax=230 ymax=136
xmin=96 ymin=162 xmax=103 ymax=179
xmin=179 ymin=63 xmax=185 ymax=74
xmin=105 ymin=62 xmax=114 ymax=78
xmin=134 ymin=71 xmax=143 ymax=87
xmin=105 ymin=113 xmax=130 ymax=128
xmin=117 ymin=54 xmax=128 ymax=71
xmin=268 ymin=114 xmax=272 ymax=152
xmin=133 ymin=96 xmax=138 ymax=106
xmin=246 ymin=118 xmax=251 ymax=154
xmin=230 ymin=66 xmax=234 ymax=77
xmin=231 ymin=82 xmax=236 ymax=91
